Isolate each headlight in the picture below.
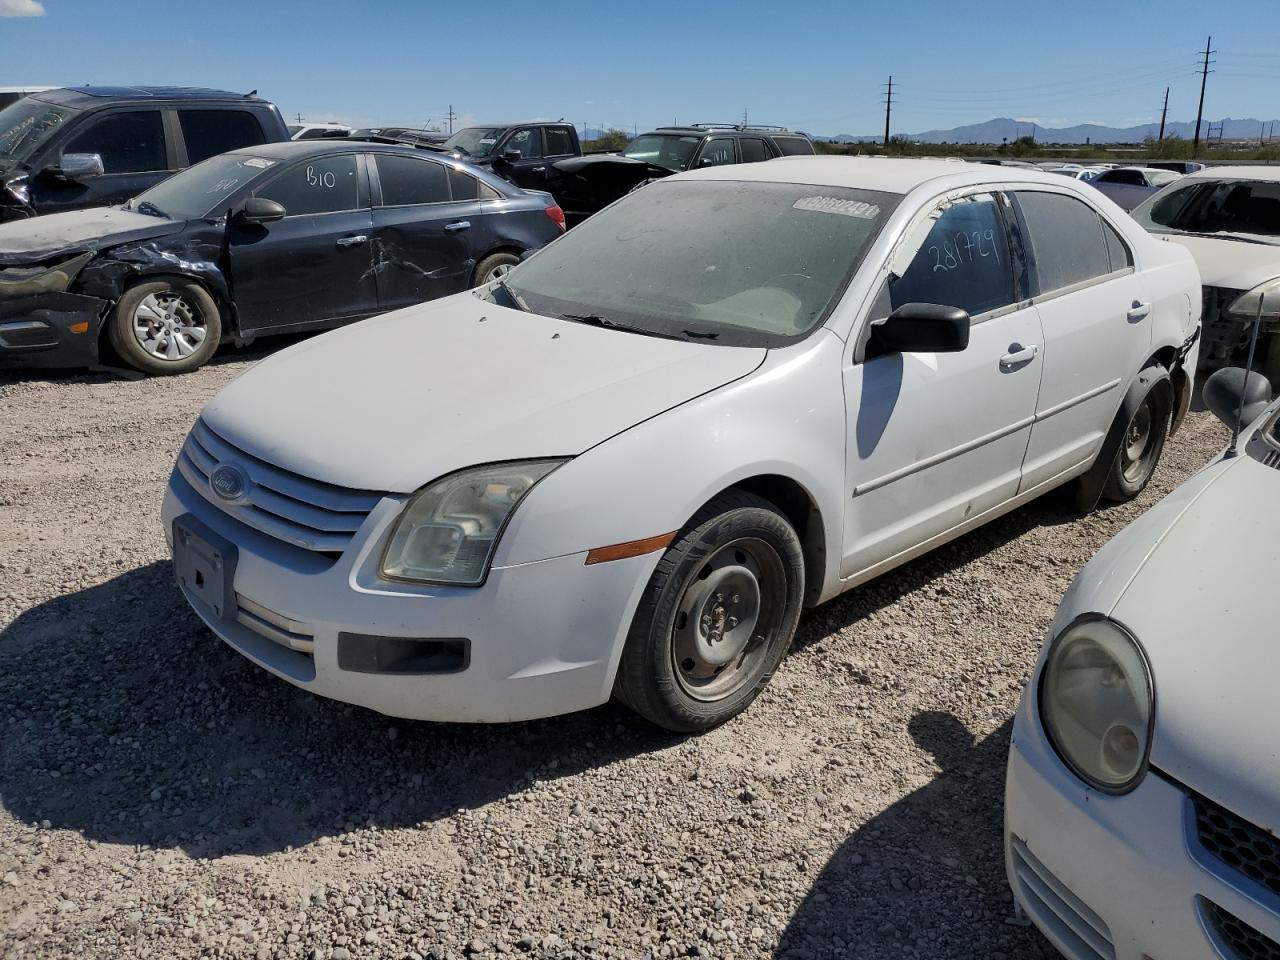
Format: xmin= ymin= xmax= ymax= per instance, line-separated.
xmin=1039 ymin=616 xmax=1154 ymax=794
xmin=1227 ymin=278 xmax=1280 ymax=321
xmin=378 ymin=459 xmax=564 ymax=586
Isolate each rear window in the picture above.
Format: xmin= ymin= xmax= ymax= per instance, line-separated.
xmin=375 ymin=153 xmax=450 ymax=206
xmin=773 ymin=136 xmax=815 ymax=156
xmin=1014 ymin=191 xmax=1113 ymax=294
xmin=179 ymin=110 xmax=267 ymax=164
xmin=544 ymin=126 xmax=575 ymax=156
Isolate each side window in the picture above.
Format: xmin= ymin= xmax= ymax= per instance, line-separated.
xmin=503 ymin=128 xmax=543 ymax=160
xmin=773 ymin=136 xmax=815 ymax=156
xmin=1102 ymin=220 xmax=1133 ymax=272
xmin=1014 ymin=191 xmax=1112 ymax=294
xmin=739 ymin=138 xmax=770 ymax=163
xmin=889 ymin=194 xmax=1015 ymax=317
xmin=256 ymin=154 xmax=359 ymax=216
xmin=699 ymin=138 xmax=736 ymax=166
xmin=64 ymin=110 xmax=166 ymax=173
xmin=375 ymin=154 xmax=450 ymax=205
xmin=448 ymin=167 xmax=491 ymax=201
xmin=544 ymin=126 xmax=575 ymax=157
xmin=179 ymin=110 xmax=267 ymax=164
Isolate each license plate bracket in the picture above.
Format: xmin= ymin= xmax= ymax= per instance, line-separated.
xmin=172 ymin=514 xmax=237 ymax=621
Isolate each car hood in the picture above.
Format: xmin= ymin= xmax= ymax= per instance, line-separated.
xmin=1107 ymin=454 xmax=1280 ymax=834
xmin=201 ymin=294 xmax=766 ymax=493
xmin=0 ymin=206 xmax=185 ymax=264
xmin=1164 ymin=233 xmax=1280 ymax=291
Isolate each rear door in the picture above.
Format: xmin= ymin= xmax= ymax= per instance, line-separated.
xmin=175 ymin=108 xmax=269 ymax=166
xmin=227 ymin=152 xmax=377 ymax=335
xmin=1010 ymin=189 xmax=1150 ymax=490
xmin=369 ymin=152 xmax=484 ymax=309
xmin=33 ymin=108 xmax=173 ymax=213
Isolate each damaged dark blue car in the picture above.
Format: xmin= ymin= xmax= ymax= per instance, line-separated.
xmin=0 ymin=140 xmax=565 ymax=374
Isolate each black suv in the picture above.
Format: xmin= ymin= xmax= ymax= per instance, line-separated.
xmin=0 ymin=86 xmax=290 ymax=221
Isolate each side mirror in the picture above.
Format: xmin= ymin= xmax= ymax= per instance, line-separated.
xmin=866 ymin=303 xmax=971 ymax=358
xmin=1203 ymin=366 xmax=1273 ymax=429
xmin=236 ymin=197 xmax=286 ymax=225
xmin=54 ymin=153 xmax=104 ymax=181
xmin=500 ymin=149 xmax=521 ymax=162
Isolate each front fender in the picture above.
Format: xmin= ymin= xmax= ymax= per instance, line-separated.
xmin=75 ymin=226 xmax=230 ymax=310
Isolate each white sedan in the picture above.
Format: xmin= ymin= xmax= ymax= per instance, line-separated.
xmin=1006 ymin=367 xmax=1280 ymax=960
xmin=162 ymin=157 xmax=1200 ymax=731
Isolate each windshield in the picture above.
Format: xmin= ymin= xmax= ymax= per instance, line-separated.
xmin=623 ymin=134 xmax=701 ymax=171
xmin=128 ymin=153 xmax=278 ymax=221
xmin=1132 ymin=178 xmax=1280 ymax=245
xmin=0 ymin=98 xmax=72 ymax=164
xmin=443 ymin=127 xmax=504 ymax=158
xmin=504 ymin=180 xmax=898 ymax=347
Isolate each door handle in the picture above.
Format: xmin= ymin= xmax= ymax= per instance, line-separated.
xmin=1127 ymin=300 xmax=1151 ymax=322
xmin=999 ymin=344 xmax=1039 ymax=368
xmin=531 ymin=166 xmax=546 ymax=173
xmin=335 ymin=235 xmax=367 ymax=248
xmin=444 ymin=220 xmax=471 ymax=233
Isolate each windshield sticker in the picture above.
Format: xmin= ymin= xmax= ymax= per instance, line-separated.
xmin=478 ymin=138 xmax=497 ymax=147
xmin=241 ymin=158 xmax=275 ymax=169
xmin=794 ymin=196 xmax=880 ymax=219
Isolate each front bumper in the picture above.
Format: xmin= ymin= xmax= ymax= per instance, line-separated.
xmin=1005 ymin=698 xmax=1280 ymax=960
xmin=0 ymin=291 xmax=108 ymax=368
xmin=162 ymin=466 xmax=660 ymax=724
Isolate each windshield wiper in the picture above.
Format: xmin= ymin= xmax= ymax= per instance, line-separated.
xmin=133 ymin=200 xmax=169 ymax=219
xmin=561 ymin=313 xmax=714 ymax=342
xmin=1176 ymin=230 xmax=1274 ymax=245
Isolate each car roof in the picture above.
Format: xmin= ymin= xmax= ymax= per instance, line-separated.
xmin=34 ymin=86 xmax=259 ymax=107
xmin=646 ymin=126 xmax=804 ymax=137
xmin=228 ymin=140 xmax=451 ymax=160
xmin=1184 ymin=165 xmax=1280 ymax=183
xmin=668 ymin=155 xmax=1081 ymax=195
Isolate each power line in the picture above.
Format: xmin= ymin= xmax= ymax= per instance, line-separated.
xmin=1193 ymin=35 xmax=1216 ymax=153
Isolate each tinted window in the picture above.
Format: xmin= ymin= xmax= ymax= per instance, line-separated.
xmin=256 ymin=154 xmax=359 ymax=216
xmin=773 ymin=136 xmax=815 ymax=156
xmin=179 ymin=110 xmax=266 ymax=164
xmin=503 ymin=128 xmax=543 ymax=160
xmin=1134 ymin=178 xmax=1280 ymax=241
xmin=739 ymin=138 xmax=770 ymax=163
xmin=890 ymin=194 xmax=1014 ymax=317
xmin=1015 ymin=191 xmax=1111 ymax=293
xmin=544 ymin=126 xmax=575 ymax=156
xmin=1103 ymin=170 xmax=1144 ymax=186
xmin=64 ymin=110 xmax=166 ymax=173
xmin=1102 ymin=220 xmax=1133 ymax=271
xmin=375 ymin=154 xmax=450 ymax=205
xmin=448 ymin=166 xmax=491 ymax=201
xmin=699 ymin=138 xmax=736 ymax=166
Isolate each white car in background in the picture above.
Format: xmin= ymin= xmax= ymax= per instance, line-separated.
xmin=1132 ymin=166 xmax=1280 ymax=388
xmin=1006 ymin=365 xmax=1279 ymax=960
xmin=287 ymin=120 xmax=351 ymax=140
xmin=1090 ymin=166 xmax=1184 ymax=211
xmin=162 ymin=157 xmax=1200 ymax=731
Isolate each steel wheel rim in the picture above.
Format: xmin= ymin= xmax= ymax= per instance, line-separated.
xmin=484 ymin=262 xmax=513 ymax=284
xmin=1121 ymin=399 xmax=1155 ymax=484
xmin=132 ymin=292 xmax=206 ymax=361
xmin=671 ymin=537 xmax=785 ymax=702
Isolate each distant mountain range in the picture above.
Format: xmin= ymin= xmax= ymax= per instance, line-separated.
xmin=818 ymin=117 xmax=1280 ymax=146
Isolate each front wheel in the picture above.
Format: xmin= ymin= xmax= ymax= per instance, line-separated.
xmin=613 ymin=492 xmax=805 ymax=732
xmin=1102 ymin=384 xmax=1170 ymax=502
xmin=107 ymin=279 xmax=222 ymax=375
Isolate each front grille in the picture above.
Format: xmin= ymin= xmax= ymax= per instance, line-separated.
xmin=236 ymin=595 xmax=315 ymax=657
xmin=178 ymin=418 xmax=385 ymax=554
xmin=1010 ymin=837 xmax=1115 ymax=960
xmin=1204 ymin=900 xmax=1280 ymax=960
xmin=1193 ymin=794 xmax=1280 ymax=900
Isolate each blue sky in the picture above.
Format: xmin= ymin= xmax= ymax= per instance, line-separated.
xmin=2 ymin=0 xmax=1278 ymax=136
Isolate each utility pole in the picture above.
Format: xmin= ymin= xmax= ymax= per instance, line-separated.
xmin=446 ymin=105 xmax=457 ymax=134
xmin=742 ymin=108 xmax=748 ymax=128
xmin=882 ymin=75 xmax=894 ymax=148
xmin=1158 ymin=86 xmax=1169 ymax=141
xmin=1193 ymin=36 xmax=1215 ymax=153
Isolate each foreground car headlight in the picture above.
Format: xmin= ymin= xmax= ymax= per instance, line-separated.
xmin=1039 ymin=616 xmax=1154 ymax=794
xmin=1227 ymin=278 xmax=1280 ymax=320
xmin=379 ymin=460 xmax=564 ymax=586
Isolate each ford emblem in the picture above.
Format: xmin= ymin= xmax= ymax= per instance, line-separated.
xmin=209 ymin=463 xmax=248 ymax=503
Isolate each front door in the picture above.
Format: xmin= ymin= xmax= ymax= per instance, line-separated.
xmin=228 ymin=153 xmax=377 ymax=336
xmin=33 ymin=108 xmax=174 ymax=214
xmin=841 ymin=191 xmax=1044 ymax=580
xmin=494 ymin=127 xmax=548 ymax=190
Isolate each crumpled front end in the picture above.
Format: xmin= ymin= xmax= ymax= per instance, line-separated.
xmin=0 ymin=251 xmax=108 ymax=368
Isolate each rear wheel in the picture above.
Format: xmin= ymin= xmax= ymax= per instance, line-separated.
xmin=1102 ymin=386 xmax=1169 ymax=502
xmin=473 ymin=252 xmax=520 ymax=288
xmin=107 ymin=279 xmax=221 ymax=375
xmin=613 ymin=492 xmax=804 ymax=732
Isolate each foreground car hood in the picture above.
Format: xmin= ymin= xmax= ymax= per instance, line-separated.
xmin=0 ymin=206 xmax=184 ymax=264
xmin=201 ymin=295 xmax=766 ymax=493
xmin=1109 ymin=456 xmax=1279 ymax=834
xmin=1164 ymin=233 xmax=1280 ymax=291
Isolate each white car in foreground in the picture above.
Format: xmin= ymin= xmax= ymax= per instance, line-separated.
xmin=162 ymin=157 xmax=1200 ymax=731
xmin=1006 ymin=367 xmax=1280 ymax=960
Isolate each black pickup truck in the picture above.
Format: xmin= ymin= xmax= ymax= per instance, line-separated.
xmin=0 ymin=86 xmax=290 ymax=221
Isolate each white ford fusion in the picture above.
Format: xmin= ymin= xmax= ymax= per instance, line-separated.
xmin=1006 ymin=368 xmax=1280 ymax=960
xmin=162 ymin=157 xmax=1201 ymax=731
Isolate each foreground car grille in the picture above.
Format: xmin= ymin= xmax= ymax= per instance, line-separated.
xmin=1010 ymin=837 xmax=1115 ymax=960
xmin=178 ymin=418 xmax=385 ymax=554
xmin=1204 ymin=900 xmax=1280 ymax=960
xmin=1193 ymin=794 xmax=1280 ymax=900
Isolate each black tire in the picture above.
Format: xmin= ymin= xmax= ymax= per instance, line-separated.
xmin=107 ymin=278 xmax=221 ymax=375
xmin=613 ymin=491 xmax=805 ymax=732
xmin=1101 ymin=381 xmax=1170 ymax=502
xmin=472 ymin=252 xmax=520 ymax=288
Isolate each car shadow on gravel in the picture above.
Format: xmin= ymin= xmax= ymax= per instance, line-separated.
xmin=0 ymin=561 xmax=677 ymax=859
xmin=775 ymin=711 xmax=1054 ymax=959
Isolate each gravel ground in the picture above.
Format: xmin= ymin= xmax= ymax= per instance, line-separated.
xmin=0 ymin=348 xmax=1228 ymax=960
